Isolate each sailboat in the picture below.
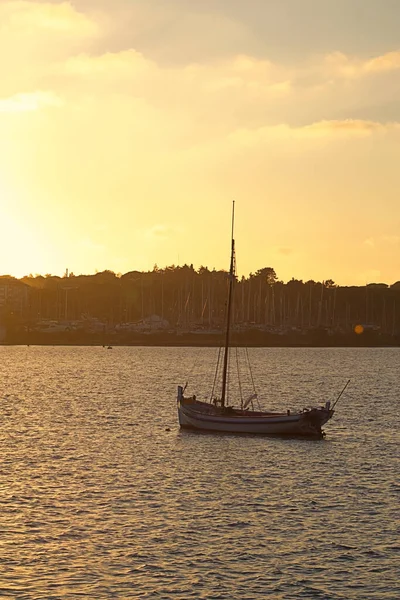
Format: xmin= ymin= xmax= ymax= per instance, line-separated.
xmin=177 ymin=203 xmax=339 ymax=438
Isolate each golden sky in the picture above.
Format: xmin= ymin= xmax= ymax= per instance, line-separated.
xmin=1 ymin=0 xmax=399 ymax=285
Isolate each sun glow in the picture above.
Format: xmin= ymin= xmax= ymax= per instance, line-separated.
xmin=0 ymin=1 xmax=399 ymax=284
xmin=0 ymin=182 xmax=54 ymax=277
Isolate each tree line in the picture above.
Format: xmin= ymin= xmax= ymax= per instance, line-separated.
xmin=1 ymin=265 xmax=400 ymax=334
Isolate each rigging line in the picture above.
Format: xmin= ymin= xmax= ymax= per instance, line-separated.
xmin=236 ymin=346 xmax=244 ymax=410
xmin=209 ymin=348 xmax=221 ymax=402
xmin=227 ymin=346 xmax=231 ymax=405
xmin=245 ymin=346 xmax=261 ymax=410
xmin=184 ymin=343 xmax=205 ymax=393
xmin=210 ymin=346 xmax=222 ymax=402
xmin=332 ymin=379 xmax=351 ymax=410
xmin=245 ymin=346 xmax=256 ymax=393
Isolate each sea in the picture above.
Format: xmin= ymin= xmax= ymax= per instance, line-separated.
xmin=0 ymin=346 xmax=398 ymax=599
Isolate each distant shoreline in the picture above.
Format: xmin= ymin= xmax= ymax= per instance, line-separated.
xmin=1 ymin=330 xmax=399 ymax=348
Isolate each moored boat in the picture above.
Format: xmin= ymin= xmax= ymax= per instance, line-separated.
xmin=177 ymin=387 xmax=334 ymax=437
xmin=176 ymin=203 xmax=345 ymax=438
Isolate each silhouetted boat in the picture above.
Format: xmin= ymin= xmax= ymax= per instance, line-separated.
xmin=177 ymin=203 xmax=337 ymax=438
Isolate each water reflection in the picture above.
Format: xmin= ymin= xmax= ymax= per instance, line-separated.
xmin=0 ymin=346 xmax=398 ymax=598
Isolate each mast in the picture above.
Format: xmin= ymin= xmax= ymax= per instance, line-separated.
xmin=221 ymin=201 xmax=235 ymax=407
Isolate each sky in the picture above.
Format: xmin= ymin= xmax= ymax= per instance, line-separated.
xmin=1 ymin=0 xmax=400 ymax=285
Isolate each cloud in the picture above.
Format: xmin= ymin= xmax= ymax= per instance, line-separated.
xmin=298 ymin=119 xmax=399 ymax=137
xmin=0 ymin=1 xmax=100 ymax=98
xmin=65 ymin=49 xmax=151 ymax=76
xmin=277 ymin=247 xmax=294 ymax=256
xmin=365 ymin=51 xmax=400 ymax=74
xmin=63 ymin=50 xmax=292 ymax=105
xmin=57 ymin=45 xmax=400 ymax=144
xmin=94 ymin=3 xmax=259 ymax=66
xmin=1 ymin=1 xmax=399 ymax=139
xmin=229 ymin=119 xmax=400 ymax=146
xmin=0 ymin=91 xmax=63 ymax=113
xmin=1 ymin=1 xmax=99 ymax=36
xmin=324 ymin=50 xmax=400 ymax=78
xmin=55 ymin=49 xmax=297 ymax=148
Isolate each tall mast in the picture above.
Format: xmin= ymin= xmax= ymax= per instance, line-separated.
xmin=221 ymin=201 xmax=235 ymax=407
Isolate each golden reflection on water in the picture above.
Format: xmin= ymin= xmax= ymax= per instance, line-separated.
xmin=0 ymin=346 xmax=399 ymax=598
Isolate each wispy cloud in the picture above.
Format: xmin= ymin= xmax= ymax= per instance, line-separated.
xmin=229 ymin=119 xmax=400 ymax=145
xmin=364 ymin=235 xmax=400 ymax=248
xmin=364 ymin=238 xmax=375 ymax=248
xmin=141 ymin=224 xmax=181 ymax=240
xmin=78 ymin=238 xmax=106 ymax=253
xmin=277 ymin=247 xmax=294 ymax=256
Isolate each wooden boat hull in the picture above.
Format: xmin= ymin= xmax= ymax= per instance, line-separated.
xmin=177 ymin=396 xmax=333 ymax=437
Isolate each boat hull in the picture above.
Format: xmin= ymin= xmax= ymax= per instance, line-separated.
xmin=177 ymin=397 xmax=333 ymax=437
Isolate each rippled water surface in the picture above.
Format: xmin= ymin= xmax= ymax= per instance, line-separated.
xmin=0 ymin=346 xmax=399 ymax=599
